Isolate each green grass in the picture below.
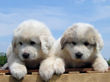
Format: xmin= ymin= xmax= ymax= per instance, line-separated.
xmin=0 ymin=52 xmax=7 ymax=66
xmin=107 ymin=59 xmax=110 ymax=66
xmin=0 ymin=55 xmax=7 ymax=66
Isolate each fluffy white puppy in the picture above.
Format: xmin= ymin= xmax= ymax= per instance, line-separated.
xmin=39 ymin=23 xmax=108 ymax=81
xmin=7 ymin=20 xmax=55 ymax=80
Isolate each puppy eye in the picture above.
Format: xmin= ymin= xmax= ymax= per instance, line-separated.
xmin=72 ymin=41 xmax=76 ymax=45
xmin=19 ymin=42 xmax=23 ymax=45
xmin=84 ymin=42 xmax=89 ymax=46
xmin=30 ymin=41 xmax=36 ymax=45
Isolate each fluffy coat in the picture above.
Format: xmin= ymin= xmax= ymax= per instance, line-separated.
xmin=39 ymin=23 xmax=108 ymax=81
xmin=7 ymin=20 xmax=55 ymax=80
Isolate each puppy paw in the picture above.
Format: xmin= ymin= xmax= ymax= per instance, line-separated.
xmin=39 ymin=59 xmax=55 ymax=81
xmin=10 ymin=67 xmax=27 ymax=80
xmin=54 ymin=58 xmax=65 ymax=75
xmin=93 ymin=60 xmax=108 ymax=72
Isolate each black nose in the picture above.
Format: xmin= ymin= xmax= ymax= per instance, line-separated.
xmin=22 ymin=53 xmax=29 ymax=59
xmin=75 ymin=52 xmax=83 ymax=59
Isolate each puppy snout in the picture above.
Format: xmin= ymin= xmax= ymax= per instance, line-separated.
xmin=22 ymin=53 xmax=30 ymax=59
xmin=75 ymin=52 xmax=83 ymax=59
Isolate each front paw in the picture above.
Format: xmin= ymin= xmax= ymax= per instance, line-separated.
xmin=10 ymin=68 xmax=27 ymax=80
xmin=54 ymin=58 xmax=65 ymax=75
xmin=93 ymin=60 xmax=108 ymax=72
xmin=39 ymin=61 xmax=55 ymax=81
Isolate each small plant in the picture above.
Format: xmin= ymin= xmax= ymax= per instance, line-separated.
xmin=107 ymin=59 xmax=110 ymax=66
xmin=0 ymin=52 xmax=7 ymax=66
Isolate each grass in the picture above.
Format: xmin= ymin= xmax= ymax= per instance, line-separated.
xmin=0 ymin=55 xmax=7 ymax=66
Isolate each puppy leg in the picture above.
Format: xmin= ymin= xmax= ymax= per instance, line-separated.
xmin=92 ymin=54 xmax=108 ymax=72
xmin=39 ymin=57 xmax=55 ymax=81
xmin=1 ymin=63 xmax=8 ymax=70
xmin=54 ymin=57 xmax=65 ymax=75
xmin=8 ymin=54 xmax=27 ymax=80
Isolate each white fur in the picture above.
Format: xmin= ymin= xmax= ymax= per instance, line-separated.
xmin=39 ymin=57 xmax=55 ymax=81
xmin=39 ymin=56 xmax=65 ymax=81
xmin=7 ymin=20 xmax=55 ymax=80
xmin=39 ymin=23 xmax=108 ymax=81
xmin=92 ymin=54 xmax=108 ymax=72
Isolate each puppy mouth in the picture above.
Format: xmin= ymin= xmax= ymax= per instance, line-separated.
xmin=71 ymin=56 xmax=82 ymax=61
xmin=74 ymin=56 xmax=89 ymax=62
xmin=75 ymin=57 xmax=82 ymax=60
xmin=23 ymin=57 xmax=36 ymax=60
xmin=23 ymin=59 xmax=31 ymax=61
xmin=74 ymin=58 xmax=86 ymax=62
xmin=23 ymin=58 xmax=36 ymax=62
xmin=76 ymin=56 xmax=82 ymax=59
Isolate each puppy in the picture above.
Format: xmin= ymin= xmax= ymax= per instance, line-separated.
xmin=7 ymin=20 xmax=55 ymax=80
xmin=39 ymin=23 xmax=108 ymax=81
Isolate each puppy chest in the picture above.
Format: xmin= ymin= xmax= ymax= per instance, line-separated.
xmin=70 ymin=62 xmax=92 ymax=68
xmin=25 ymin=60 xmax=41 ymax=69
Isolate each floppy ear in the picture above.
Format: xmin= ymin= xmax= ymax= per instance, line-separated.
xmin=60 ymin=36 xmax=68 ymax=49
xmin=60 ymin=25 xmax=77 ymax=49
xmin=40 ymin=36 xmax=55 ymax=55
xmin=12 ymin=37 xmax=17 ymax=53
xmin=96 ymin=32 xmax=104 ymax=52
xmin=60 ymin=34 xmax=73 ymax=50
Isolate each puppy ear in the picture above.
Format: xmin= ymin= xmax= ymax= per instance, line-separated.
xmin=40 ymin=36 xmax=55 ymax=55
xmin=60 ymin=35 xmax=73 ymax=49
xmin=60 ymin=26 xmax=76 ymax=49
xmin=12 ymin=37 xmax=17 ymax=52
xmin=96 ymin=32 xmax=104 ymax=52
xmin=60 ymin=36 xmax=68 ymax=49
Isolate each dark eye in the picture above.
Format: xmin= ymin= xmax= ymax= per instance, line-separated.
xmin=19 ymin=42 xmax=23 ymax=45
xmin=72 ymin=41 xmax=76 ymax=45
xmin=30 ymin=41 xmax=36 ymax=45
xmin=84 ymin=42 xmax=89 ymax=46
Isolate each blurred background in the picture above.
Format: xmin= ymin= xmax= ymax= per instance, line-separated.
xmin=0 ymin=0 xmax=110 ymax=66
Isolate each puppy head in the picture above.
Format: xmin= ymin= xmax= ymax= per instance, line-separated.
xmin=61 ymin=23 xmax=104 ymax=61
xmin=12 ymin=34 xmax=42 ymax=61
xmin=12 ymin=20 xmax=54 ymax=61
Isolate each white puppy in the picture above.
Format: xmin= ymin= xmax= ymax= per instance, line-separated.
xmin=39 ymin=23 xmax=108 ymax=81
xmin=7 ymin=20 xmax=55 ymax=80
